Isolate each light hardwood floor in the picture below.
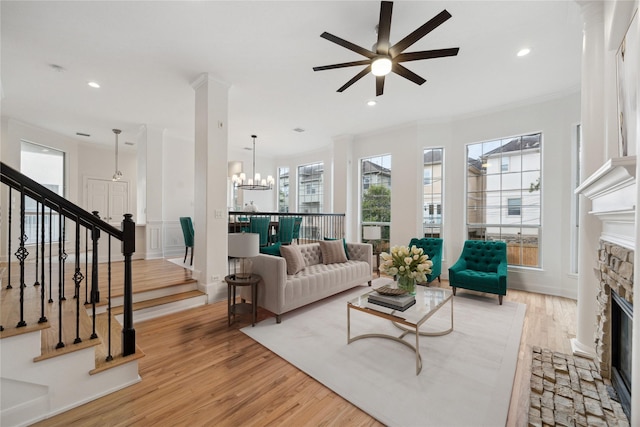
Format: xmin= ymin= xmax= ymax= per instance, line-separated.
xmin=29 ymin=265 xmax=577 ymax=427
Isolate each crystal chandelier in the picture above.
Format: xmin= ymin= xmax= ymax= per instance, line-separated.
xmin=232 ymin=135 xmax=274 ymax=190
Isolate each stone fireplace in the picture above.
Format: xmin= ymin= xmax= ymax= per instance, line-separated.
xmin=577 ymin=156 xmax=636 ymax=419
xmin=595 ymin=240 xmax=634 ymax=378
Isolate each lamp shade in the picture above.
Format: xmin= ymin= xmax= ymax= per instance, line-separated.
xmin=363 ymin=225 xmax=382 ymax=240
xmin=228 ymin=233 xmax=259 ymax=258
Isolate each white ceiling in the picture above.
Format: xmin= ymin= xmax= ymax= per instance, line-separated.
xmin=1 ymin=1 xmax=583 ymax=158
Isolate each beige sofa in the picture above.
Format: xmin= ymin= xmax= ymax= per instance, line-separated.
xmin=243 ymin=242 xmax=373 ymax=323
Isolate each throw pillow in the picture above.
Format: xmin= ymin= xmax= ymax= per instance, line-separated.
xmin=323 ymin=237 xmax=350 ymax=259
xmin=319 ymin=239 xmax=348 ymax=264
xmin=260 ymin=242 xmax=281 ymax=256
xmin=280 ymin=244 xmax=306 ymax=275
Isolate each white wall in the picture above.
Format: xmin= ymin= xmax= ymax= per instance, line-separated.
xmin=277 ymin=92 xmax=580 ymax=299
xmin=162 ymin=134 xmax=195 ymax=256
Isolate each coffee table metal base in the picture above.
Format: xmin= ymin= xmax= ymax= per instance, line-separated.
xmin=347 ymin=292 xmax=453 ymax=375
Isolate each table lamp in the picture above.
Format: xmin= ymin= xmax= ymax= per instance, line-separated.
xmin=228 ymin=232 xmax=260 ymax=279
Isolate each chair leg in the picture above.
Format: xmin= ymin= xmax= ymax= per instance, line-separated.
xmin=190 ymin=247 xmax=194 ymax=266
xmin=437 ymin=276 xmax=441 ymax=283
xmin=452 ymin=287 xmax=456 ymax=296
xmin=184 ymin=247 xmax=188 ymax=263
xmin=499 ymin=295 xmax=503 ymax=305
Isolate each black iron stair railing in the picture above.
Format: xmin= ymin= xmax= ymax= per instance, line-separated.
xmin=1 ymin=161 xmax=136 ymax=358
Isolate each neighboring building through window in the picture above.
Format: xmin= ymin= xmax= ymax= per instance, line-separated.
xmin=20 ymin=140 xmax=65 ymax=243
xmin=297 ymin=162 xmax=323 ymax=213
xmin=278 ymin=167 xmax=289 ymax=212
xmin=466 ymin=133 xmax=541 ymax=267
xmin=361 ymin=155 xmax=391 ymax=253
xmin=423 ymin=148 xmax=444 ymax=238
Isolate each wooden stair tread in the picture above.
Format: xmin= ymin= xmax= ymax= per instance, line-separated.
xmin=92 ymin=278 xmax=199 ymax=308
xmin=110 ymin=290 xmax=206 ymax=315
xmin=91 ymin=312 xmax=145 ymax=374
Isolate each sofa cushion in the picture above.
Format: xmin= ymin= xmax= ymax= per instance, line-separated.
xmin=319 ymin=239 xmax=348 ymax=264
xmin=280 ymin=244 xmax=306 ymax=275
xmin=324 ymin=237 xmax=350 ymax=259
xmin=260 ymin=242 xmax=281 ymax=256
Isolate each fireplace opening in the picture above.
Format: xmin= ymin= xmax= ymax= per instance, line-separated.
xmin=611 ymin=290 xmax=632 ymax=420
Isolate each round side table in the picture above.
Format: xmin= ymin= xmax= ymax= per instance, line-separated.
xmin=225 ymin=274 xmax=261 ymax=326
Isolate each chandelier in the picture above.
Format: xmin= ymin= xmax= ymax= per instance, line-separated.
xmin=232 ymin=135 xmax=274 ymax=190
xmin=112 ymin=128 xmax=123 ymax=181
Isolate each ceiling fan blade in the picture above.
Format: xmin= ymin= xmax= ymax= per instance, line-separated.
xmin=376 ymin=1 xmax=393 ymax=54
xmin=376 ymin=75 xmax=385 ymax=96
xmin=392 ymin=63 xmax=426 ymax=86
xmin=389 ymin=9 xmax=452 ymax=57
xmin=337 ymin=66 xmax=371 ymax=92
xmin=320 ymin=32 xmax=376 ymax=59
xmin=313 ymin=60 xmax=372 ymax=72
xmin=395 ymin=48 xmax=460 ymax=63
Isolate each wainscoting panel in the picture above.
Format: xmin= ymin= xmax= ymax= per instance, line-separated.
xmin=164 ymin=220 xmax=185 ymax=259
xmin=145 ymin=220 xmax=164 ymax=259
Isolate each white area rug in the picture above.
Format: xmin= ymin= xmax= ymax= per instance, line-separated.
xmin=167 ymin=257 xmax=193 ymax=271
xmin=242 ymin=281 xmax=526 ymax=427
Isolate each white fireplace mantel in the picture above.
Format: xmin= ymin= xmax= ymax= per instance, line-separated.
xmin=575 ymin=156 xmax=637 ymax=249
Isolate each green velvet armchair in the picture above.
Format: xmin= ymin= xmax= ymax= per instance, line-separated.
xmin=408 ymin=237 xmax=442 ymax=284
xmin=448 ymin=240 xmax=508 ymax=305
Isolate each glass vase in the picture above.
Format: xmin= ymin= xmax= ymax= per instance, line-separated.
xmin=397 ymin=275 xmax=416 ymax=295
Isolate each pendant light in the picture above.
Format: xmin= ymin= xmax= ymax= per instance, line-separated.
xmin=232 ymin=135 xmax=274 ymax=190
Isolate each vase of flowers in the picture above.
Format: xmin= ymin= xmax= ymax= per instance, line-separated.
xmin=379 ymin=245 xmax=433 ymax=295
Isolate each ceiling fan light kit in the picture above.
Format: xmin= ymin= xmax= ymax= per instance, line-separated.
xmin=313 ymin=1 xmax=459 ymax=96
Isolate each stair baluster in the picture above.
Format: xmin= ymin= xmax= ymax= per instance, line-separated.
xmin=16 ymin=186 xmax=28 ymax=327
xmin=84 ymin=227 xmax=89 ymax=304
xmin=73 ymin=219 xmax=85 ymax=344
xmin=61 ymin=218 xmax=67 ymax=301
xmin=48 ymin=206 xmax=53 ymax=303
xmin=39 ymin=196 xmax=47 ymax=323
xmin=106 ymin=236 xmax=113 ymax=361
xmin=7 ymin=187 xmax=12 ymax=289
xmin=90 ymin=212 xmax=100 ymax=340
xmin=56 ymin=208 xmax=65 ymax=349
xmin=34 ymin=200 xmax=40 ymax=287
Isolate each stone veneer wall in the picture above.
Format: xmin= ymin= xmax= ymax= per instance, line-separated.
xmin=595 ymin=240 xmax=634 ymax=378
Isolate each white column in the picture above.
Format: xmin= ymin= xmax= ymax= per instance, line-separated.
xmin=633 ymin=4 xmax=640 ymax=422
xmin=137 ymin=125 xmax=166 ymax=259
xmin=191 ymin=73 xmax=230 ymax=301
xmin=572 ymin=0 xmax=605 ymax=358
xmin=331 ymin=135 xmax=353 ymax=239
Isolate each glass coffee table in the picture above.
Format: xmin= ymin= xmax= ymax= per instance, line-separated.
xmin=347 ymin=283 xmax=453 ymax=375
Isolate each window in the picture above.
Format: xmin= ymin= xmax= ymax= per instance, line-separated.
xmin=278 ymin=167 xmax=289 ymax=213
xmin=20 ymin=140 xmax=65 ymax=243
xmin=423 ymin=148 xmax=444 ymax=238
xmin=297 ymin=162 xmax=323 ymax=213
xmin=466 ymin=133 xmax=541 ymax=267
xmin=423 ymin=169 xmax=432 ymax=185
xmin=501 ymin=157 xmax=510 ymax=172
xmin=507 ymin=198 xmax=521 ymax=216
xmin=361 ymin=155 xmax=391 ymax=252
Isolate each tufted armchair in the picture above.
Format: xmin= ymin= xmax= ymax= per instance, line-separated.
xmin=408 ymin=237 xmax=443 ymax=284
xmin=448 ymin=240 xmax=508 ymax=304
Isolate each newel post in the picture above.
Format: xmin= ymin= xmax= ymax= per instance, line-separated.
xmin=121 ymin=213 xmax=136 ymax=356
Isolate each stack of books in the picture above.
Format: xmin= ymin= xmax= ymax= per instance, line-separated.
xmin=368 ymin=292 xmax=416 ymax=311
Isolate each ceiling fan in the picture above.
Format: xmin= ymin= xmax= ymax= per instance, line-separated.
xmin=313 ymin=1 xmax=459 ymax=96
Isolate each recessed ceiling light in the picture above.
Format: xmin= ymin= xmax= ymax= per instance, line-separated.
xmin=517 ymin=48 xmax=531 ymax=57
xmin=367 ymin=100 xmax=377 ymax=106
xmin=88 ymin=81 xmax=100 ymax=88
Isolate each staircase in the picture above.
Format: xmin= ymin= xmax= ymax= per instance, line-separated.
xmin=0 ymin=162 xmax=208 ymax=426
xmin=0 ymin=258 xmax=205 ymax=426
